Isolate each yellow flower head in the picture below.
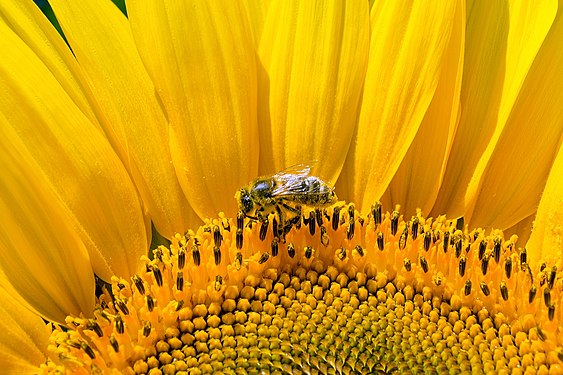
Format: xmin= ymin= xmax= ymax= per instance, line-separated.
xmin=0 ymin=0 xmax=562 ymax=373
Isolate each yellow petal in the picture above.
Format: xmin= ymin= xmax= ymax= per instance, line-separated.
xmin=342 ymin=1 xmax=458 ymax=213
xmin=48 ymin=0 xmax=197 ymax=236
xmin=128 ymin=1 xmax=258 ymax=218
xmin=242 ymin=0 xmax=271 ymax=47
xmin=527 ymin=143 xmax=563 ymax=268
xmin=0 ymin=286 xmax=50 ymax=373
xmin=381 ymin=0 xmax=465 ymax=217
xmin=0 ymin=122 xmax=95 ymax=323
xmin=432 ymin=0 xmax=557 ymax=218
xmin=505 ymin=213 xmax=535 ymax=247
xmin=465 ymin=3 xmax=563 ymax=229
xmin=498 ymin=0 xmax=558 ymax=127
xmin=0 ymin=1 xmax=98 ymax=125
xmin=258 ymin=0 xmax=369 ymax=183
xmin=0 ymin=19 xmax=148 ymax=280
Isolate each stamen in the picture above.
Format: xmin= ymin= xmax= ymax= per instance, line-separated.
xmin=377 ymin=232 xmax=384 ymax=251
xmin=132 ymin=275 xmax=145 ymax=295
xmin=236 ymin=228 xmax=243 ymax=249
xmin=459 ymin=256 xmax=466 ymax=277
xmin=308 ymin=211 xmax=316 ymax=235
xmin=43 ymin=202 xmax=562 ymax=374
xmin=479 ymin=240 xmax=486 ymax=260
xmin=423 ymin=231 xmax=431 ymax=251
xmin=390 ymin=210 xmax=399 ymax=235
xmin=493 ymin=237 xmax=501 ymax=263
xmin=371 ymin=202 xmax=382 ymax=226
xmin=258 ymin=252 xmax=269 ymax=264
xmin=443 ymin=231 xmax=450 ymax=253
xmin=464 ymin=280 xmax=472 ymax=296
xmin=288 ymin=243 xmax=295 ymax=258
xmin=520 ymin=248 xmax=527 ymax=266
xmin=332 ymin=206 xmax=340 ymax=231
xmin=505 ymin=258 xmax=512 ymax=279
xmin=304 ymin=246 xmax=313 ymax=259
xmin=500 ymin=282 xmax=509 ymax=301
xmin=177 ymin=247 xmax=186 ymax=270
xmin=213 ymin=225 xmax=222 ymax=247
xmin=192 ymin=244 xmax=201 ymax=266
xmin=529 ymin=285 xmax=537 ymax=303
xmin=213 ymin=246 xmax=221 ymax=265
xmin=411 ymin=216 xmax=419 ymax=240
xmin=259 ymin=220 xmax=268 ymax=241
xmin=176 ymin=271 xmax=184 ymax=291
xmin=271 ymin=238 xmax=279 ymax=257
xmin=419 ymin=255 xmax=429 ymax=273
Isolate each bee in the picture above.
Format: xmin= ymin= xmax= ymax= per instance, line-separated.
xmin=235 ymin=164 xmax=337 ymax=235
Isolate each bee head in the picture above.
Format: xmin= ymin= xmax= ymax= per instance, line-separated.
xmin=236 ymin=188 xmax=254 ymax=214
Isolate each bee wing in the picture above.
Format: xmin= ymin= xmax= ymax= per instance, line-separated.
xmin=275 ymin=163 xmax=312 ymax=177
xmin=271 ymin=163 xmax=333 ymax=197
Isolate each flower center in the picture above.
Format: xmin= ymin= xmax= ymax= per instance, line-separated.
xmin=43 ymin=203 xmax=563 ymax=373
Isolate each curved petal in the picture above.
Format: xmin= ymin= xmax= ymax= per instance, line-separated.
xmin=342 ymin=1 xmax=458 ymax=213
xmin=381 ymin=0 xmax=465 ymax=216
xmin=0 ymin=1 xmax=98 ymax=125
xmin=527 ymin=142 xmax=563 ymax=268
xmin=465 ymin=3 xmax=563 ymax=229
xmin=48 ymin=0 xmax=197 ymax=236
xmin=505 ymin=213 xmax=535 ymax=247
xmin=431 ymin=0 xmax=557 ymax=218
xmin=258 ymin=0 xmax=369 ymax=183
xmin=0 ymin=19 xmax=148 ymax=280
xmin=0 ymin=121 xmax=95 ymax=323
xmin=0 ymin=286 xmax=50 ymax=373
xmin=128 ymin=1 xmax=258 ymax=219
xmin=242 ymin=0 xmax=271 ymax=47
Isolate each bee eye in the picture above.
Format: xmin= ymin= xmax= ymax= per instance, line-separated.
xmin=241 ymin=193 xmax=253 ymax=213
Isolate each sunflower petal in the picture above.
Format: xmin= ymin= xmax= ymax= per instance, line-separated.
xmin=506 ymin=213 xmax=535 ymax=247
xmin=381 ymin=0 xmax=465 ymax=216
xmin=258 ymin=0 xmax=369 ymax=183
xmin=0 ymin=1 xmax=97 ymax=124
xmin=432 ymin=0 xmax=557 ymax=218
xmin=242 ymin=0 xmax=271 ymax=46
xmin=48 ymin=0 xmax=197 ymax=235
xmin=0 ymin=19 xmax=148 ymax=280
xmin=527 ymin=143 xmax=563 ymax=268
xmin=343 ymin=1 xmax=458 ymax=213
xmin=0 ymin=123 xmax=95 ymax=323
xmin=0 ymin=286 xmax=50 ymax=373
xmin=128 ymin=1 xmax=258 ymax=218
xmin=464 ymin=4 xmax=563 ymax=229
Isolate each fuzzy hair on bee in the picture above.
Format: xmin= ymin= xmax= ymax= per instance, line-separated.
xmin=235 ymin=164 xmax=337 ymax=231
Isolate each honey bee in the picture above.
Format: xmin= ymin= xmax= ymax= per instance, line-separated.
xmin=235 ymin=164 xmax=337 ymax=234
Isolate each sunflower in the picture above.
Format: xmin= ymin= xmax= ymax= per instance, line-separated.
xmin=1 ymin=0 xmax=562 ymax=373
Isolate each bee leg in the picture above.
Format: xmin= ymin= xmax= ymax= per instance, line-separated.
xmin=255 ymin=207 xmax=269 ymax=224
xmin=279 ymin=201 xmax=302 ymax=232
xmin=279 ymin=201 xmax=302 ymax=216
xmin=243 ymin=213 xmax=259 ymax=221
xmin=274 ymin=204 xmax=288 ymax=242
